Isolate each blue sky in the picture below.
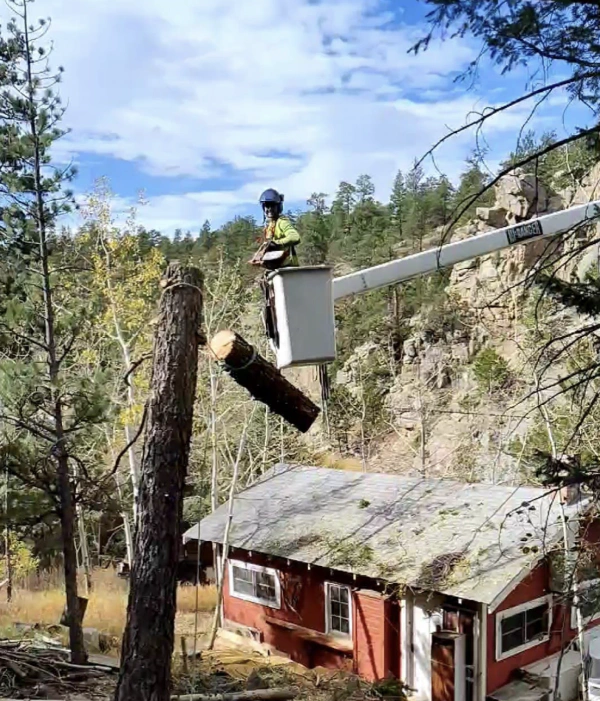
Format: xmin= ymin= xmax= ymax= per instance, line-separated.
xmin=5 ymin=0 xmax=592 ymax=234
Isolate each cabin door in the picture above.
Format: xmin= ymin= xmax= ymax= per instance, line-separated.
xmin=431 ymin=632 xmax=466 ymax=701
xmin=443 ymin=607 xmax=475 ymax=701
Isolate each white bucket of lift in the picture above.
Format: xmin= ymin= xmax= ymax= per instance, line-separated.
xmin=267 ymin=265 xmax=336 ymax=369
xmin=585 ymin=636 xmax=600 ymax=701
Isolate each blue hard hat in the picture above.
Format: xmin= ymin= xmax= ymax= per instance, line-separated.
xmin=259 ymin=188 xmax=284 ymax=205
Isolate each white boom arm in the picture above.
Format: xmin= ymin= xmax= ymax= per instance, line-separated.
xmin=269 ymin=200 xmax=600 ymax=369
xmin=332 ymin=201 xmax=600 ymax=301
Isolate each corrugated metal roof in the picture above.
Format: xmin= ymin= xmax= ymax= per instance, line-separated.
xmin=184 ymin=463 xmax=582 ymax=604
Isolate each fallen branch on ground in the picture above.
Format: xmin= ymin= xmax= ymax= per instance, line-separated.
xmin=0 ymin=638 xmax=117 ymax=699
xmin=171 ymin=688 xmax=299 ymax=701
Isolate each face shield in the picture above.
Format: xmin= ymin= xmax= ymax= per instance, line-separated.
xmin=263 ymin=201 xmax=278 ymax=220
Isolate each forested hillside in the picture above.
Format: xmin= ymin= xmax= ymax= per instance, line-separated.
xmin=0 ymin=0 xmax=598 ymax=587
xmin=2 ymin=0 xmax=600 ymax=695
xmin=3 ymin=129 xmax=596 ymax=576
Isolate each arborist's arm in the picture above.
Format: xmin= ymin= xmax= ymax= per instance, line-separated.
xmin=276 ymin=218 xmax=300 ymax=247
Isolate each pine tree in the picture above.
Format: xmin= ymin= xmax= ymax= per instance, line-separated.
xmin=404 ymin=160 xmax=428 ymax=250
xmin=500 ymin=130 xmax=558 ymax=186
xmin=331 ymin=181 xmax=357 ymax=243
xmin=298 ymin=192 xmax=331 ymax=264
xmin=197 ymin=219 xmax=215 ymax=254
xmin=356 ymin=174 xmax=375 ymax=202
xmin=0 ymin=0 xmax=110 ymax=663
xmin=390 ymin=169 xmax=407 ymax=239
xmin=430 ymin=175 xmax=456 ymax=227
xmin=453 ymin=151 xmax=495 ymax=223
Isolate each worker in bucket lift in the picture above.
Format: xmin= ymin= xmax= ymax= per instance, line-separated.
xmin=253 ymin=188 xmax=300 ymax=352
xmin=259 ymin=188 xmax=300 ymax=268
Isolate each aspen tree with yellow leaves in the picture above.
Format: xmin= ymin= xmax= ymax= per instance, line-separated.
xmin=78 ymin=179 xmax=166 ymax=563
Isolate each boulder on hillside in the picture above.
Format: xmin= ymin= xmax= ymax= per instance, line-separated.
xmin=476 ymin=206 xmax=508 ymax=229
xmin=493 ymin=170 xmax=550 ymax=224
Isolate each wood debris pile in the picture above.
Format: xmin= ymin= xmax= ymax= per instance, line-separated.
xmin=0 ymin=638 xmax=117 ymax=700
xmin=173 ymin=648 xmax=408 ymax=701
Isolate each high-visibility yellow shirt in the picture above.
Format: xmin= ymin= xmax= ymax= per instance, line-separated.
xmin=265 ymin=216 xmax=300 ymax=267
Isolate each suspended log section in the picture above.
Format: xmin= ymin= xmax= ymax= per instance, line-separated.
xmin=209 ymin=330 xmax=320 ymax=433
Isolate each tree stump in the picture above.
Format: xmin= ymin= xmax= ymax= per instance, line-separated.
xmin=114 ymin=263 xmax=203 ymax=701
xmin=209 ymin=330 xmax=320 ymax=433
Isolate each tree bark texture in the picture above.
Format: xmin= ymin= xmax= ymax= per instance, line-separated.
xmin=209 ymin=331 xmax=320 ymax=433
xmin=57 ymin=437 xmax=88 ymax=663
xmin=114 ymin=263 xmax=203 ymax=701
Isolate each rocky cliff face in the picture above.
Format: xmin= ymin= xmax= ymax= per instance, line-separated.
xmin=331 ymin=166 xmax=600 ymax=483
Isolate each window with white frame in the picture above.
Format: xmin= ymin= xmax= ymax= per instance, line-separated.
xmin=325 ymin=582 xmax=352 ymax=637
xmin=571 ymin=578 xmax=600 ymax=630
xmin=496 ymin=595 xmax=552 ymax=660
xmin=228 ymin=559 xmax=281 ymax=608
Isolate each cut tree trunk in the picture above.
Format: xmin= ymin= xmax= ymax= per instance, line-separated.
xmin=209 ymin=331 xmax=320 ymax=433
xmin=114 ymin=263 xmax=203 ymax=701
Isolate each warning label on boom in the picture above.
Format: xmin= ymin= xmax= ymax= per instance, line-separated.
xmin=506 ymin=219 xmax=543 ymax=245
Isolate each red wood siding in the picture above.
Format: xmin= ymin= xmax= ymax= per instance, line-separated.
xmin=222 ymin=549 xmax=355 ymax=669
xmin=486 ymin=562 xmax=563 ymax=694
xmin=353 ymin=590 xmax=398 ymax=681
xmin=487 ymin=516 xmax=600 ymax=695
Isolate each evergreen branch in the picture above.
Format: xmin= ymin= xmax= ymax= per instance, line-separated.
xmin=55 ymin=326 xmax=79 ymax=368
xmin=0 ymin=322 xmax=49 ymax=352
xmin=67 ymin=452 xmax=91 ymax=486
xmin=515 ymin=35 xmax=600 ymax=70
xmin=537 ymin=273 xmax=600 ymax=316
xmin=0 ymin=411 xmax=55 ymax=443
xmin=535 ymin=453 xmax=600 ymax=490
xmin=3 ymin=457 xmax=56 ymax=497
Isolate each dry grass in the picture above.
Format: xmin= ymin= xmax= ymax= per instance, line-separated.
xmin=319 ymin=452 xmax=363 ymax=472
xmin=0 ymin=567 xmax=217 ymax=641
xmin=176 ymin=583 xmax=217 ymax=614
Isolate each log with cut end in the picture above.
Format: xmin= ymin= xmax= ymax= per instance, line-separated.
xmin=209 ymin=330 xmax=320 ymax=433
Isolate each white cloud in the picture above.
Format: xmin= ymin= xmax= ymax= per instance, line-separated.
xmin=1 ymin=0 xmax=567 ymax=231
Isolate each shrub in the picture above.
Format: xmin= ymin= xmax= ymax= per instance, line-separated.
xmin=472 ymin=347 xmax=512 ymax=392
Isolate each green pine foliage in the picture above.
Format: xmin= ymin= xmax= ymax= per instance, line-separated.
xmin=0 ymin=3 xmax=116 ymax=570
